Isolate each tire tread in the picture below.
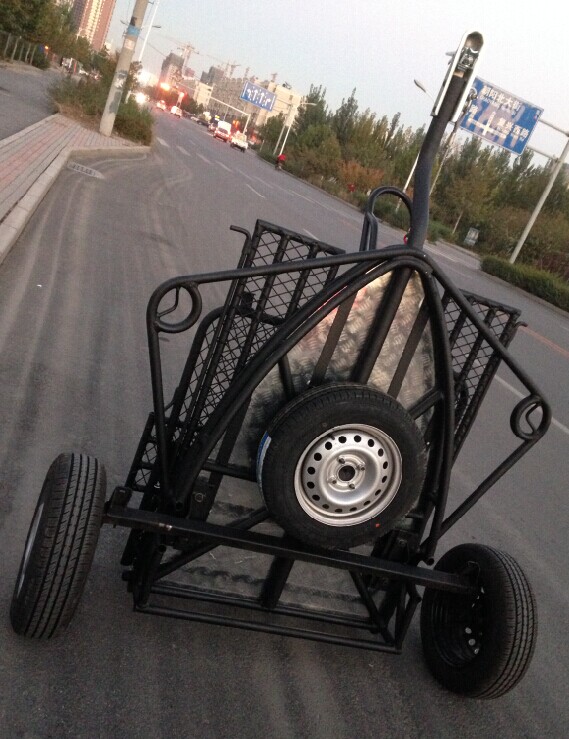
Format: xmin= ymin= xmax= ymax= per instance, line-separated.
xmin=420 ymin=543 xmax=537 ymax=699
xmin=11 ymin=453 xmax=106 ymax=639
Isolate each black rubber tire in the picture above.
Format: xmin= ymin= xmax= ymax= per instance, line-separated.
xmin=258 ymin=384 xmax=426 ymax=549
xmin=420 ymin=544 xmax=537 ymax=698
xmin=10 ymin=453 xmax=107 ymax=639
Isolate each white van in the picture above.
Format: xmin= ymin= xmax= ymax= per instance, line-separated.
xmin=213 ymin=120 xmax=232 ymax=142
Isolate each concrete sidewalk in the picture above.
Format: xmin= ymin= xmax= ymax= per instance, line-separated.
xmin=0 ymin=113 xmax=149 ymax=265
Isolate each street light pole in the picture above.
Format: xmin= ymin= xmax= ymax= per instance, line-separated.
xmin=273 ymin=102 xmax=293 ymax=155
xmin=137 ymin=0 xmax=161 ymax=62
xmin=395 ymin=79 xmax=436 ymax=212
xmin=430 ymin=118 xmax=459 ymax=194
xmin=100 ymin=0 xmax=149 ymax=137
xmin=273 ymin=100 xmax=317 ymax=156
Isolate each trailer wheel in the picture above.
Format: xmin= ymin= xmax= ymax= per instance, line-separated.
xmin=258 ymin=384 xmax=426 ymax=549
xmin=11 ymin=453 xmax=107 ymax=638
xmin=420 ymin=544 xmax=537 ymax=698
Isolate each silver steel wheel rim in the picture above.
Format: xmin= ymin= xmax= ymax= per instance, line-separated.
xmin=16 ymin=501 xmax=44 ymax=597
xmin=294 ymin=423 xmax=403 ymax=527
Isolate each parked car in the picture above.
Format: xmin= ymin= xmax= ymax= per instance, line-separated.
xmin=156 ymin=100 xmax=167 ymax=111
xmin=170 ymin=105 xmax=182 ymax=118
xmin=230 ymin=131 xmax=248 ymax=152
xmin=213 ymin=121 xmax=232 ymax=143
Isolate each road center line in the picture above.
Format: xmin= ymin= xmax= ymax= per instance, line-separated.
xmin=303 ymin=229 xmax=318 ymax=239
xmin=495 ymin=375 xmax=569 ymax=437
xmin=156 ymin=137 xmax=170 ymax=147
xmin=520 ymin=325 xmax=569 ymax=360
xmin=246 ymin=183 xmax=265 ymax=198
xmin=196 ymin=153 xmax=211 ymax=164
xmin=177 ymin=145 xmax=190 ymax=156
xmin=216 ymin=161 xmax=232 ymax=172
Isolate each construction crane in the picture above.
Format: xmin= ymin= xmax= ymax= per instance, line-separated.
xmin=157 ymin=33 xmax=241 ymax=77
xmin=195 ymin=51 xmax=240 ymax=78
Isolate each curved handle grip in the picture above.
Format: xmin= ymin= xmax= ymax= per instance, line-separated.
xmin=149 ymin=281 xmax=203 ymax=334
xmin=510 ymin=394 xmax=551 ymax=441
xmin=359 ymin=186 xmax=413 ymax=251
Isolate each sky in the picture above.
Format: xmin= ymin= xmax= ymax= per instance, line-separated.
xmin=107 ymin=0 xmax=568 ymax=161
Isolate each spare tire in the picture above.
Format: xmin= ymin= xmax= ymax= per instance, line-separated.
xmin=257 ymin=383 xmax=426 ymax=548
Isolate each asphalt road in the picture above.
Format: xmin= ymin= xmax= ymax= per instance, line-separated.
xmin=0 ymin=62 xmax=61 ymax=139
xmin=1 ymin=103 xmax=568 ymax=738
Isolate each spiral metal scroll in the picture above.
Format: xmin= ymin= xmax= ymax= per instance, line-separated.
xmin=510 ymin=394 xmax=551 ymax=441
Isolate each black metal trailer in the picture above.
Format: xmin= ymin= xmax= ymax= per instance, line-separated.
xmin=10 ymin=33 xmax=551 ymax=698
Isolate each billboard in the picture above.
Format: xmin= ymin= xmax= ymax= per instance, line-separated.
xmin=240 ymin=81 xmax=276 ymax=111
xmin=459 ymin=77 xmax=543 ymax=156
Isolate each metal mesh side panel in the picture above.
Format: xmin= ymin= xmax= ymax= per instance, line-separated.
xmin=442 ymin=291 xmax=519 ymax=455
xmin=127 ymin=223 xmax=342 ymax=492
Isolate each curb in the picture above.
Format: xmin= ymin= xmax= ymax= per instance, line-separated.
xmin=0 ymin=131 xmax=149 ymax=266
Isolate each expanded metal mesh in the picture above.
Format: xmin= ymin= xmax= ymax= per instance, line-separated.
xmin=128 ymin=225 xmax=520 ymax=494
xmin=442 ymin=291 xmax=519 ymax=455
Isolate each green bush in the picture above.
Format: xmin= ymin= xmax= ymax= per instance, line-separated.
xmin=50 ymin=78 xmax=152 ymax=144
xmin=32 ymin=52 xmax=49 ymax=70
xmin=51 ymin=77 xmax=106 ymax=116
xmin=427 ymin=219 xmax=454 ymax=243
xmin=482 ymin=255 xmax=569 ymax=312
xmin=114 ymin=98 xmax=152 ymax=145
xmin=372 ymin=199 xmax=410 ymax=230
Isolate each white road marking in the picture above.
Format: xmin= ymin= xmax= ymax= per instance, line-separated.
xmin=177 ymin=145 xmax=191 ymax=156
xmin=425 ymin=246 xmax=460 ymax=263
xmin=495 ymin=375 xmax=569 ymax=437
xmin=216 ymin=161 xmax=232 ymax=172
xmin=439 ymin=263 xmax=469 ymax=277
xmin=246 ymin=184 xmax=265 ymax=198
xmin=197 ymin=153 xmax=210 ymax=164
xmin=252 ymin=176 xmax=273 ymax=189
xmin=287 ymin=189 xmax=316 ymax=204
xmin=156 ymin=137 xmax=170 ymax=147
xmin=304 ymin=229 xmax=318 ymax=239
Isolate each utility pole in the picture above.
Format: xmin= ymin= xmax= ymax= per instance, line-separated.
xmin=100 ymin=0 xmax=150 ymax=137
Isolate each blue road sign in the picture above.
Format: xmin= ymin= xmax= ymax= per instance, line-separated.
xmin=240 ymin=81 xmax=276 ymax=111
xmin=459 ymin=77 xmax=543 ymax=156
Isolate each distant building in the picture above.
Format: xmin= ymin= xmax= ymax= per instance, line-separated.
xmin=70 ymin=0 xmax=117 ymax=51
xmin=252 ymin=82 xmax=304 ymax=130
xmin=180 ymin=80 xmax=213 ymax=109
xmin=200 ymin=65 xmax=225 ymax=88
xmin=158 ymin=48 xmax=306 ymax=133
xmin=206 ymin=74 xmax=305 ymax=134
xmin=160 ymin=53 xmax=184 ymax=87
